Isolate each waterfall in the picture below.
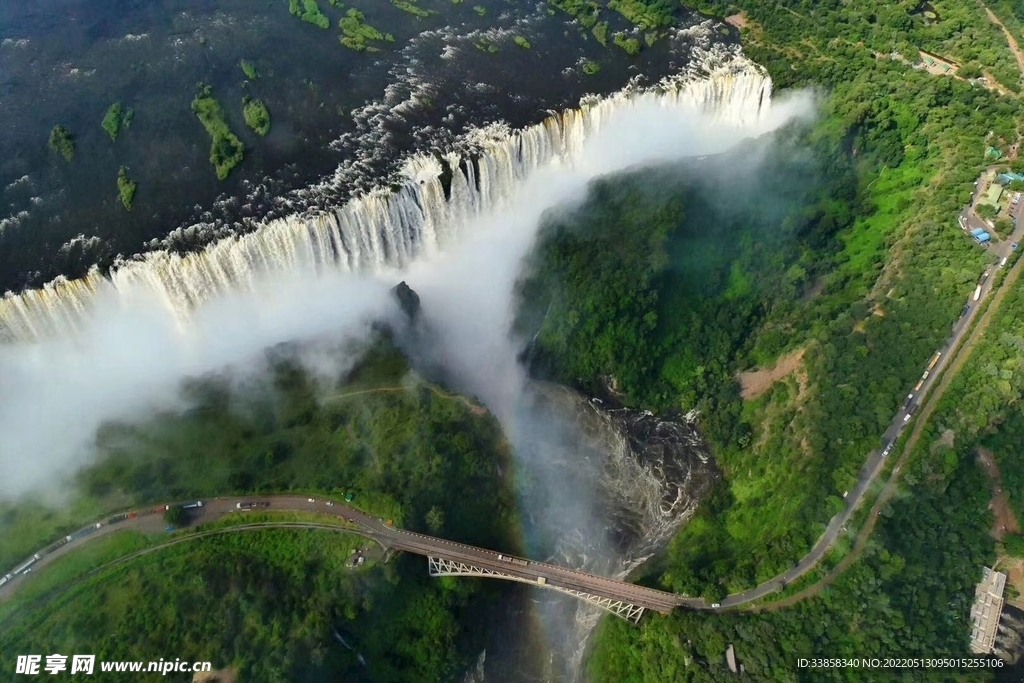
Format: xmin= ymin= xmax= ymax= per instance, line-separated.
xmin=0 ymin=60 xmax=773 ymax=344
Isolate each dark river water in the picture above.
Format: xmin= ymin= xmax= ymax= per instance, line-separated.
xmin=0 ymin=0 xmax=722 ymax=293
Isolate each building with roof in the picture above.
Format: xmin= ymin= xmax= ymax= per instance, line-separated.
xmin=975 ymin=231 xmax=992 ymax=243
xmin=983 ymin=184 xmax=1004 ymax=207
xmin=971 ymin=227 xmax=986 ymax=237
xmin=998 ymin=172 xmax=1024 ymax=185
xmin=970 ymin=567 xmax=1006 ymax=654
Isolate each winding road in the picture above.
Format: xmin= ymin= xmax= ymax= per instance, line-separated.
xmin=2 ymin=203 xmax=1019 ymax=619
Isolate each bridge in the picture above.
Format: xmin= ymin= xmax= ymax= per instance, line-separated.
xmin=0 ymin=494 xmax=687 ymax=623
xmin=327 ymin=497 xmax=684 ymax=623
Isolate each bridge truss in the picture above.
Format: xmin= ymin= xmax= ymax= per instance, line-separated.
xmin=427 ymin=556 xmax=645 ymax=623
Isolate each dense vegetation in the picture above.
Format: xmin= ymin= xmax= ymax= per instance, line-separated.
xmin=546 ymin=0 xmax=678 ymax=46
xmin=0 ymin=336 xmax=519 ymax=681
xmin=243 ymin=97 xmax=272 ymax=136
xmin=101 ymin=102 xmax=124 ymax=141
xmin=391 ymin=0 xmax=435 ymax=18
xmin=48 ymin=125 xmax=75 ymax=162
xmin=0 ymin=528 xmax=504 ymax=683
xmin=240 ymin=59 xmax=259 ymax=80
xmin=116 ymin=166 xmax=137 ymax=210
xmin=191 ymin=84 xmax=245 ymax=180
xmin=512 ymin=0 xmax=1024 ymax=677
xmin=289 ymin=0 xmax=331 ymax=29
xmin=338 ymin=9 xmax=395 ymax=52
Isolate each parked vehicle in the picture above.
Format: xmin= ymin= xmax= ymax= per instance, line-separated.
xmin=181 ymin=501 xmax=203 ymax=510
xmin=974 ymin=285 xmax=983 ymax=301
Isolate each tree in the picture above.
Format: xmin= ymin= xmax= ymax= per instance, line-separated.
xmin=976 ymin=203 xmax=998 ymax=220
xmin=163 ymin=506 xmax=188 ymax=528
xmin=425 ymin=506 xmax=445 ymax=534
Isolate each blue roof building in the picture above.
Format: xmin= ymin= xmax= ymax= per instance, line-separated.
xmin=971 ymin=227 xmax=986 ymax=237
xmin=998 ymin=172 xmax=1024 ymax=185
xmin=976 ymin=231 xmax=992 ymax=243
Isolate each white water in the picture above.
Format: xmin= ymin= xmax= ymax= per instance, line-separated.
xmin=0 ymin=58 xmax=780 ymax=344
xmin=0 ymin=39 xmax=812 ymax=682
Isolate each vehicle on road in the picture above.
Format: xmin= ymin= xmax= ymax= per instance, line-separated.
xmin=165 ymin=525 xmax=175 ymax=532
xmin=308 ymin=498 xmax=316 ymax=503
xmin=926 ymin=352 xmax=941 ymax=371
xmin=236 ymin=501 xmax=271 ymax=510
xmin=961 ymin=304 xmax=971 ymax=317
xmin=903 ymin=393 xmax=914 ymax=408
xmin=973 ymin=285 xmax=982 ymax=301
xmin=182 ymin=501 xmax=204 ymax=510
xmin=326 ymin=501 xmax=334 ymax=507
xmin=1013 ymin=242 xmax=1019 ymax=251
xmin=711 ymin=603 xmax=721 ymax=608
xmin=1001 ymin=256 xmax=1009 ymax=267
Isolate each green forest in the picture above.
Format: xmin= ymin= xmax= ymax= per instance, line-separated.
xmin=511 ymin=0 xmax=1024 ymax=679
xmin=0 ymin=335 xmax=520 ymax=682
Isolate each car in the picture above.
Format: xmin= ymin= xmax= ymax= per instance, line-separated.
xmin=711 ymin=603 xmax=721 ymax=608
xmin=1013 ymin=242 xmax=1019 ymax=251
xmin=308 ymin=498 xmax=316 ymax=503
xmin=325 ymin=501 xmax=334 ymax=507
xmin=903 ymin=413 xmax=912 ymax=423
xmin=165 ymin=525 xmax=175 ymax=532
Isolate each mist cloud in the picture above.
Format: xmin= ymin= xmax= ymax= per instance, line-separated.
xmin=0 ymin=78 xmax=814 ymax=507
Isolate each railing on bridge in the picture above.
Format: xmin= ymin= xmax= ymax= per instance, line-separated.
xmin=427 ymin=556 xmax=646 ymax=623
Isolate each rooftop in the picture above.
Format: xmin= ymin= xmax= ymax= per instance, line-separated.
xmin=969 ymin=567 xmax=1006 ymax=654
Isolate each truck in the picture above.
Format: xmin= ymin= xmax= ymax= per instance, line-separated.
xmin=913 ymin=380 xmax=924 ymax=392
xmin=12 ymin=556 xmax=39 ymax=575
xmin=107 ymin=513 xmax=129 ymax=525
xmin=974 ymin=285 xmax=983 ymax=301
xmin=926 ymin=352 xmax=941 ymax=372
xmin=1001 ymin=256 xmax=1009 ymax=267
xmin=181 ymin=501 xmax=204 ymax=510
xmin=236 ymin=501 xmax=270 ymax=510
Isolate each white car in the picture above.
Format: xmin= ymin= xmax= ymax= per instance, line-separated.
xmin=308 ymin=498 xmax=316 ymax=503
xmin=903 ymin=413 xmax=911 ymax=423
xmin=325 ymin=501 xmax=334 ymax=507
xmin=711 ymin=603 xmax=721 ymax=608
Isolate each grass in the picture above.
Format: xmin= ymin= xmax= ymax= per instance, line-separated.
xmin=391 ymin=0 xmax=435 ymax=17
xmin=116 ymin=166 xmax=137 ymax=210
xmin=474 ymin=38 xmax=499 ymax=53
xmin=48 ymin=125 xmax=74 ymax=162
xmin=612 ymin=32 xmax=641 ymax=55
xmin=338 ymin=8 xmax=394 ymax=51
xmin=101 ymin=102 xmax=124 ymax=141
xmin=242 ymin=97 xmax=271 ymax=136
xmin=0 ymin=531 xmax=154 ymax=623
xmin=288 ymin=0 xmax=331 ymax=28
xmin=191 ymin=84 xmax=245 ymax=180
xmin=239 ymin=59 xmax=259 ymax=80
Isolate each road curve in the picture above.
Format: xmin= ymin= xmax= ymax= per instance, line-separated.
xmin=0 ymin=495 xmax=684 ymax=615
xmin=4 ymin=224 xmax=1018 ymax=615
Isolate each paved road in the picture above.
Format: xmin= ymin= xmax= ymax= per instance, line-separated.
xmin=0 ymin=495 xmax=684 ymax=615
xmin=4 ymin=206 xmax=1021 ymax=615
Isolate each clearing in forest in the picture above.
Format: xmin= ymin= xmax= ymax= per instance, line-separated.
xmin=977 ymin=447 xmax=1021 ymax=540
xmin=737 ymin=347 xmax=805 ymax=400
